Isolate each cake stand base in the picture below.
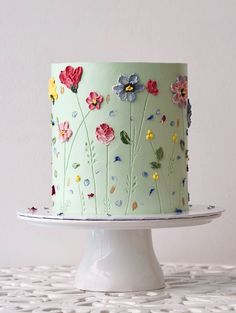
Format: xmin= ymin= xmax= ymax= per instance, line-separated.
xmin=76 ymin=229 xmax=164 ymax=291
xmin=18 ymin=205 xmax=224 ymax=292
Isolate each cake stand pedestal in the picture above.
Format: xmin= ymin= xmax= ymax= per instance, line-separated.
xmin=18 ymin=205 xmax=223 ymax=292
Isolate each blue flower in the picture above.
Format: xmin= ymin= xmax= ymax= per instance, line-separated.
xmin=187 ymin=99 xmax=192 ymax=128
xmin=112 ymin=73 xmax=144 ymax=103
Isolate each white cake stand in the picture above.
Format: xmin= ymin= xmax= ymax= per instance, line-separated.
xmin=18 ymin=205 xmax=223 ymax=292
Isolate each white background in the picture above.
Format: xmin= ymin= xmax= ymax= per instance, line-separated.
xmin=0 ymin=0 xmax=235 ymax=267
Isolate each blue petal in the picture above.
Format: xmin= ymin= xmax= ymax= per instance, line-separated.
xmin=118 ymin=74 xmax=129 ymax=85
xmin=113 ymin=84 xmax=124 ymax=94
xmin=135 ymin=84 xmax=145 ymax=92
xmin=119 ymin=90 xmax=127 ymax=101
xmin=127 ymin=92 xmax=136 ymax=102
xmin=129 ymin=73 xmax=139 ymax=84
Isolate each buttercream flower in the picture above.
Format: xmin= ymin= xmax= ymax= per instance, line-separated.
xmin=152 ymin=172 xmax=159 ymax=180
xmin=146 ymin=130 xmax=154 ymax=141
xmin=59 ymin=121 xmax=73 ymax=142
xmin=75 ymin=175 xmax=81 ymax=182
xmin=59 ymin=66 xmax=83 ymax=93
xmin=95 ymin=123 xmax=115 ymax=145
xmin=187 ymin=99 xmax=192 ymax=128
xmin=170 ymin=75 xmax=188 ymax=107
xmin=86 ymin=92 xmax=103 ymax=110
xmin=146 ymin=80 xmax=159 ymax=95
xmin=172 ymin=133 xmax=177 ymax=143
xmin=48 ymin=78 xmax=58 ymax=104
xmin=113 ymin=73 xmax=144 ymax=103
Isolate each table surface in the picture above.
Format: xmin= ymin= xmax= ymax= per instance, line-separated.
xmin=0 ymin=264 xmax=236 ymax=313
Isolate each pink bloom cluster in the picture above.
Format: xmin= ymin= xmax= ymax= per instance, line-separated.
xmin=170 ymin=75 xmax=188 ymax=107
xmin=59 ymin=121 xmax=73 ymax=142
xmin=95 ymin=123 xmax=115 ymax=145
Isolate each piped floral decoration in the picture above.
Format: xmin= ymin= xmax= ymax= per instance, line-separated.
xmin=152 ymin=172 xmax=159 ymax=181
xmin=170 ymin=75 xmax=188 ymax=107
xmin=95 ymin=123 xmax=115 ymax=145
xmin=59 ymin=66 xmax=83 ymax=93
xmin=146 ymin=130 xmax=154 ymax=141
xmin=113 ymin=73 xmax=144 ymax=103
xmin=187 ymin=99 xmax=192 ymax=128
xmin=146 ymin=80 xmax=159 ymax=95
xmin=48 ymin=78 xmax=58 ymax=104
xmin=59 ymin=121 xmax=73 ymax=142
xmin=86 ymin=92 xmax=103 ymax=110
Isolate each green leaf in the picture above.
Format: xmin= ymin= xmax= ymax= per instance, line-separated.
xmin=120 ymin=130 xmax=131 ymax=144
xmin=52 ymin=137 xmax=56 ymax=145
xmin=150 ymin=161 xmax=161 ymax=169
xmin=180 ymin=140 xmax=185 ymax=151
xmin=72 ymin=163 xmax=80 ymax=169
xmin=156 ymin=147 xmax=164 ymax=161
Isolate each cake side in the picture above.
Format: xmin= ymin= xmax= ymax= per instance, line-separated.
xmin=50 ymin=62 xmax=191 ymax=216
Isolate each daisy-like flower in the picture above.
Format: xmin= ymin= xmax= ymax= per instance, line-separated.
xmin=113 ymin=73 xmax=144 ymax=103
xmin=86 ymin=92 xmax=103 ymax=110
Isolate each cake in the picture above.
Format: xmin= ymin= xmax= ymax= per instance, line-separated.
xmin=49 ymin=62 xmax=191 ymax=216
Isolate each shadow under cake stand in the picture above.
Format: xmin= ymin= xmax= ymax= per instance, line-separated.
xmin=18 ymin=204 xmax=223 ymax=292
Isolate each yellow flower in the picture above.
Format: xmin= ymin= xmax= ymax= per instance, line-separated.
xmin=146 ymin=130 xmax=154 ymax=141
xmin=75 ymin=175 xmax=81 ymax=183
xmin=172 ymin=133 xmax=177 ymax=143
xmin=152 ymin=172 xmax=159 ymax=180
xmin=48 ymin=78 xmax=58 ymax=103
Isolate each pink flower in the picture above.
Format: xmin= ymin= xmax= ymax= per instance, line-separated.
xmin=95 ymin=123 xmax=115 ymax=145
xmin=146 ymin=80 xmax=159 ymax=95
xmin=170 ymin=75 xmax=188 ymax=107
xmin=86 ymin=92 xmax=103 ymax=110
xmin=59 ymin=121 xmax=73 ymax=142
xmin=59 ymin=66 xmax=83 ymax=93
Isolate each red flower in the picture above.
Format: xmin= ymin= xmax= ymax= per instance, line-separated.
xmin=146 ymin=80 xmax=159 ymax=95
xmin=95 ymin=123 xmax=115 ymax=145
xmin=86 ymin=92 xmax=103 ymax=110
xmin=59 ymin=66 xmax=83 ymax=93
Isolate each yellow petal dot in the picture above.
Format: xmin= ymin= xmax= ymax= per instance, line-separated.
xmin=152 ymin=172 xmax=159 ymax=181
xmin=60 ymin=86 xmax=64 ymax=94
xmin=146 ymin=130 xmax=154 ymax=141
xmin=172 ymin=133 xmax=177 ymax=143
xmin=75 ymin=175 xmax=81 ymax=183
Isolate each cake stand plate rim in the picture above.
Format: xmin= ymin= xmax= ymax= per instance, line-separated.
xmin=17 ymin=205 xmax=224 ymax=229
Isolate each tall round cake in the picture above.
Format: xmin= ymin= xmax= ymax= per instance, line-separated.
xmin=49 ymin=62 xmax=191 ymax=216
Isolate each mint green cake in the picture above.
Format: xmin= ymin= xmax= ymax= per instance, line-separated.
xmin=49 ymin=62 xmax=191 ymax=216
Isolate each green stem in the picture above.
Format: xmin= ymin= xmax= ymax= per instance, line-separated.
xmin=75 ymin=94 xmax=97 ymax=214
xmin=78 ymin=183 xmax=83 ymax=215
xmin=155 ymin=180 xmax=162 ymax=213
xmin=125 ymin=103 xmax=133 ymax=215
xmin=168 ymin=142 xmax=176 ymax=176
xmin=62 ymin=143 xmax=66 ymax=211
xmin=134 ymin=93 xmax=149 ymax=154
xmin=65 ymin=111 xmax=91 ymax=172
xmin=106 ymin=145 xmax=109 ymax=214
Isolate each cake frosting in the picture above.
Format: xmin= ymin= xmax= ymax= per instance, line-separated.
xmin=50 ymin=62 xmax=191 ymax=216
